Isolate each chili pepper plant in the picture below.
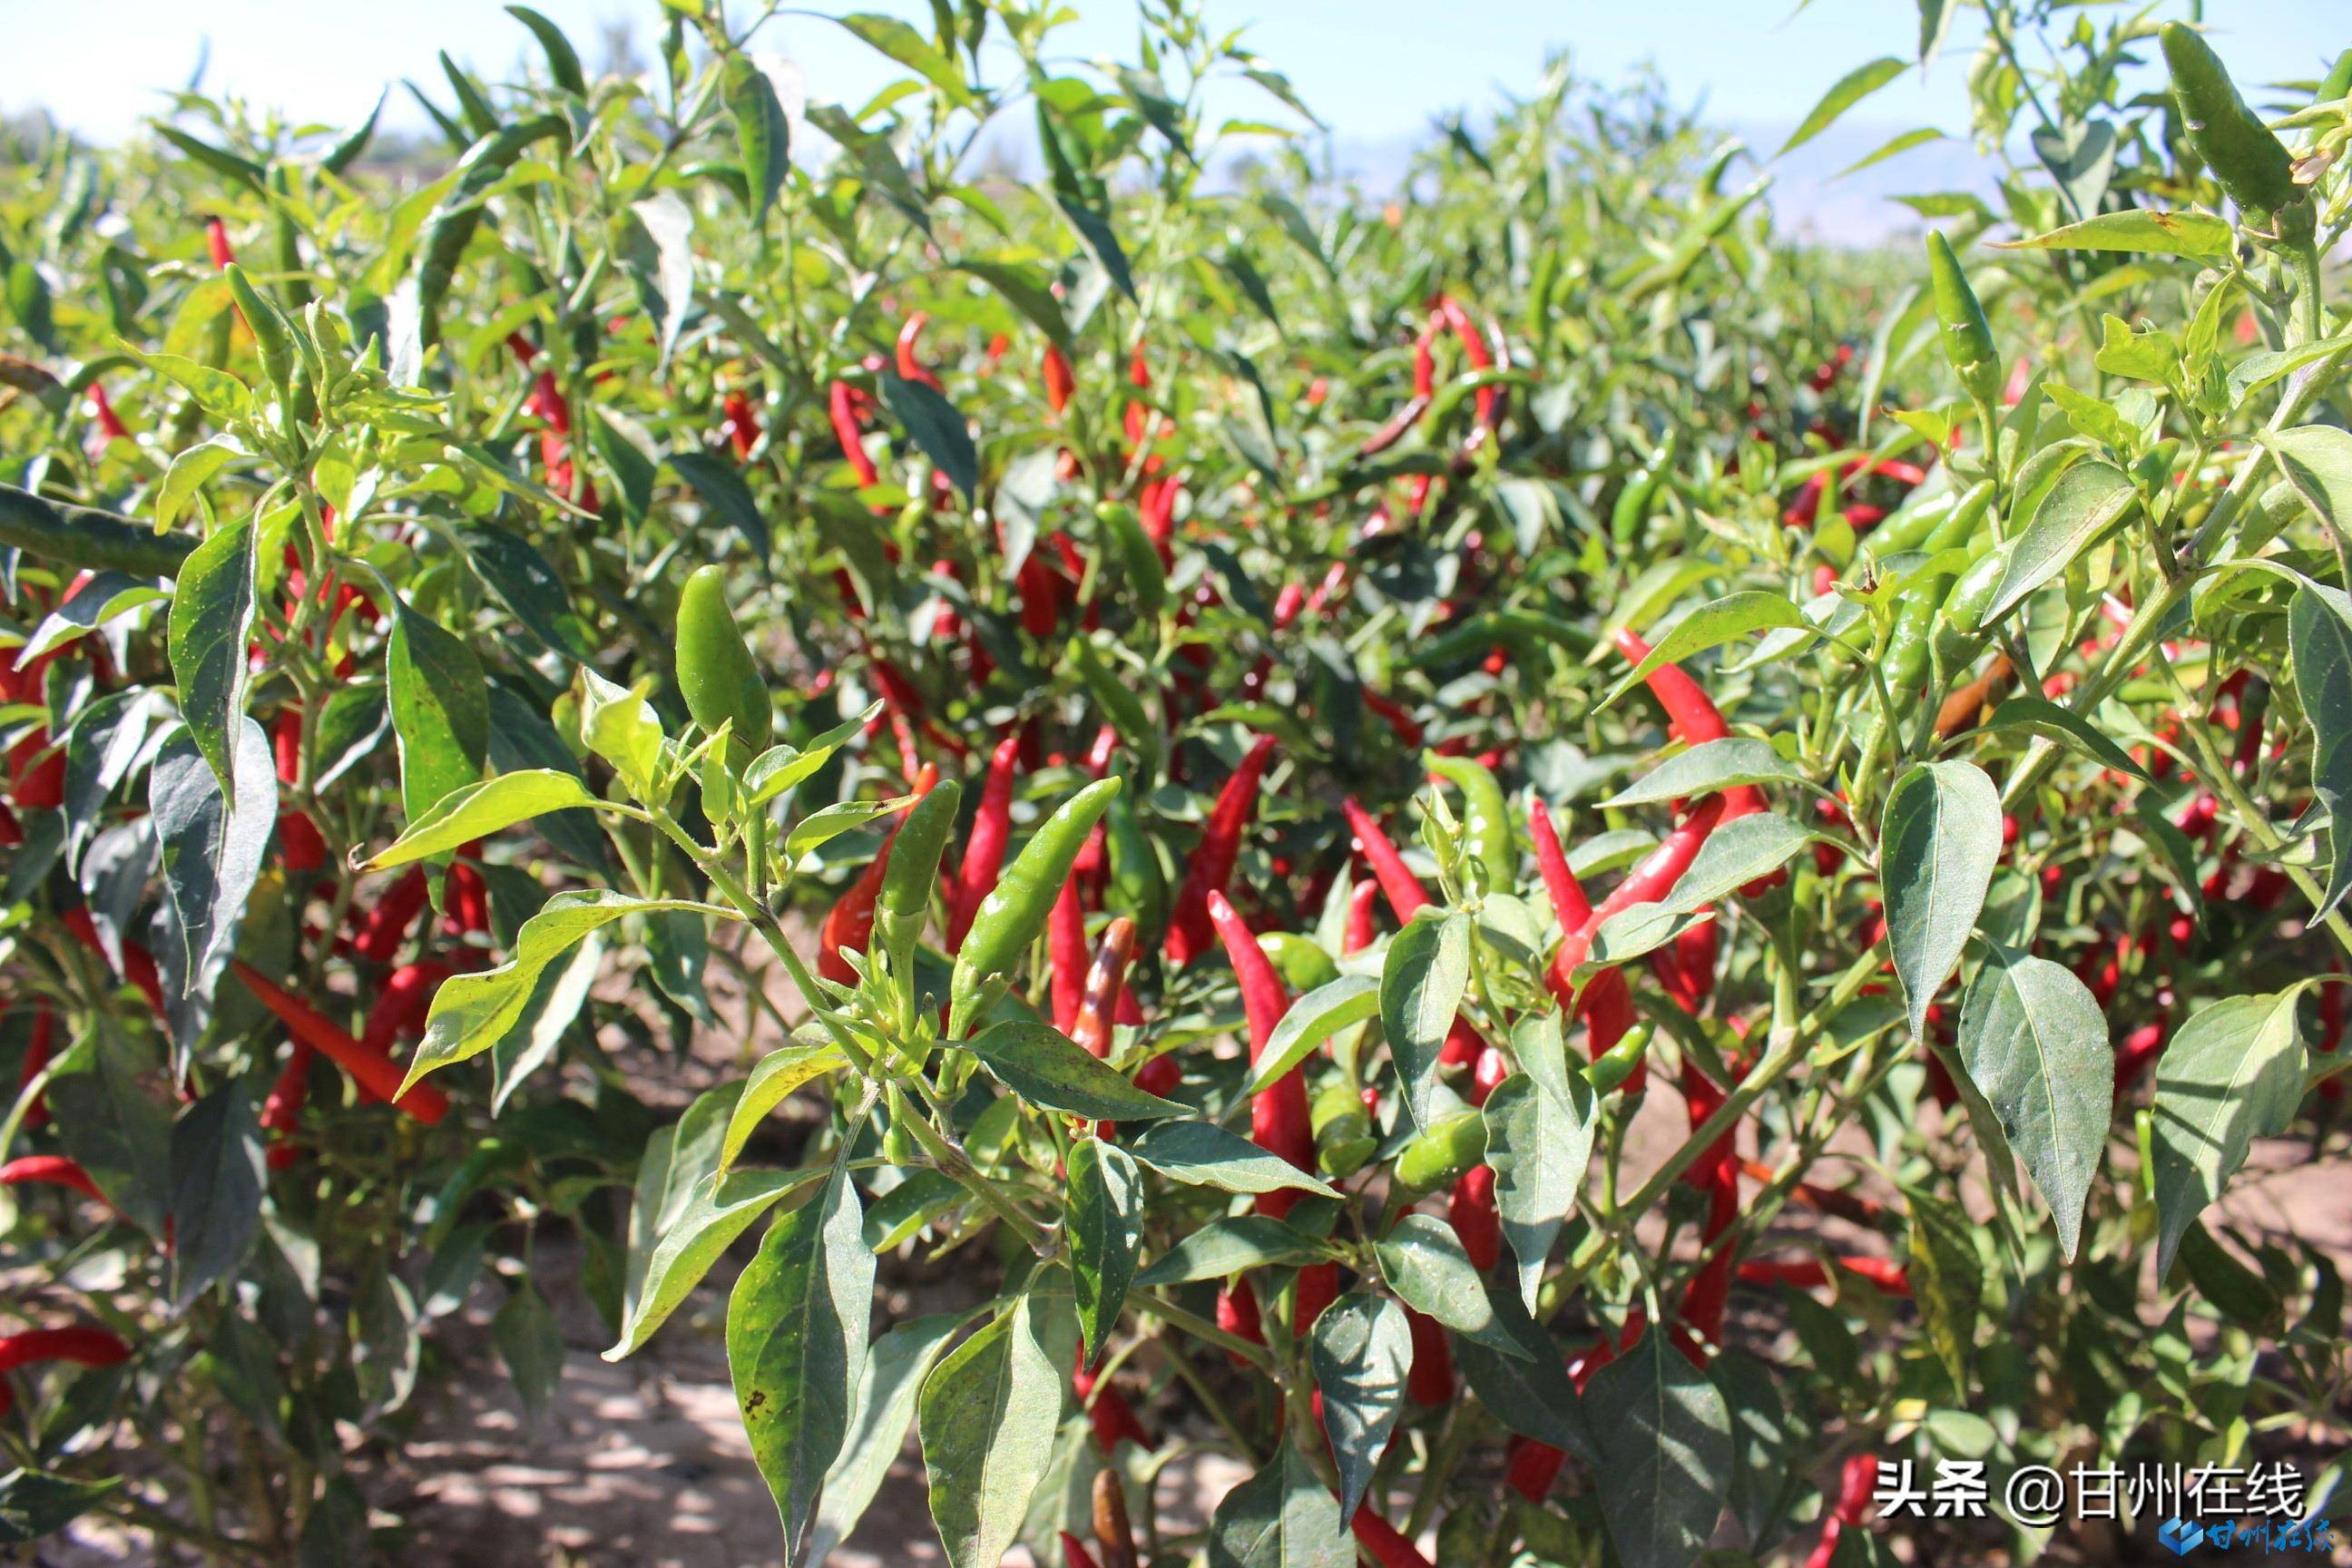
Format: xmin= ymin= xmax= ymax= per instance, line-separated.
xmin=1 ymin=2 xmax=2349 ymax=1564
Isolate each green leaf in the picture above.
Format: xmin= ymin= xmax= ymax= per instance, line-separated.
xmin=1993 ymin=207 xmax=2233 ymax=260
xmin=807 ymin=1312 xmax=970 ymax=1565
xmin=1778 ymin=57 xmax=1910 ymax=158
xmin=168 ymin=1083 xmax=263 ymax=1307
xmin=1381 ymin=912 xmax=1471 ymax=1131
xmin=1955 ymin=944 xmax=2111 ymax=1260
xmin=152 ymin=438 xmax=242 ymax=535
xmin=832 ymin=13 xmax=975 ymax=106
xmin=721 ymin=54 xmax=792 ymax=223
xmin=1245 ymin=975 xmax=1380 ymax=1095
xmin=729 ymin=1161 xmax=873 ymax=1564
xmin=1458 ymin=1275 xmax=1596 ymax=1463
xmin=669 ymin=450 xmax=769 ymax=560
xmin=2152 ymin=987 xmax=2312 ymax=1276
xmin=494 ymin=1280 xmax=564 ymax=1425
xmin=151 ymin=720 xmax=273 ymax=999
xmin=1056 ymin=197 xmax=1135 ymax=300
xmin=1373 ymin=1214 xmax=1527 ymax=1357
xmin=506 ymin=5 xmax=587 ymax=93
xmin=2292 ymin=582 xmax=2352 ymax=920
xmin=1599 ymin=593 xmax=1808 ymax=711
xmin=1881 ymin=760 xmax=2002 ymax=1039
xmin=1134 ymin=1216 xmax=1322 ymax=1288
xmin=1206 ymin=1444 xmax=1350 ymax=1568
xmin=878 ymin=372 xmax=978 ymax=504
xmin=1067 ymin=1140 xmax=1142 ymax=1365
xmin=720 ymin=1040 xmax=851 ymax=1172
xmin=1309 ymin=1292 xmax=1411 ymax=1521
xmin=960 ymin=1021 xmax=1186 ymax=1121
xmin=1974 ymin=696 xmax=2152 ymax=782
xmin=1985 ymin=461 xmax=2138 ymax=625
xmin=920 ymin=1288 xmax=1069 ymax=1568
xmin=1587 ymin=1331 xmax=1734 ymax=1568
xmin=1834 ymin=126 xmax=1949 ymax=179
xmin=362 ymin=769 xmax=614 ymax=870
xmin=407 ymin=893 xmax=738 ymax=1092
xmin=0 ymin=1469 xmax=125 ymax=1545
xmin=164 ymin=515 xmax=257 ymax=805
xmin=1603 ymin=738 xmax=1805 ymax=808
xmin=1484 ymin=1024 xmax=1595 ymax=1311
xmin=607 ymin=1167 xmax=815 ymax=1360
xmin=952 ymin=260 xmax=1072 ymax=354
xmin=1123 ymin=1120 xmax=1340 ymax=1200
xmin=387 ymin=601 xmax=488 ymax=828
xmin=1905 ymin=1187 xmax=1981 ymax=1387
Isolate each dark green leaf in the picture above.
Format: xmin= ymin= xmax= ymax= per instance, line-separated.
xmin=1587 ymin=1331 xmax=1733 ymax=1568
xmin=1067 ymin=1139 xmax=1142 ymax=1365
xmin=164 ymin=516 xmax=257 ymax=805
xmin=1881 ymin=760 xmax=2002 ymax=1039
xmin=729 ymin=1161 xmax=873 ymax=1563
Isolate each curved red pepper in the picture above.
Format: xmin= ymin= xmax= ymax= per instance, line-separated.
xmin=947 ymin=737 xmax=1022 ymax=951
xmin=895 ymin=312 xmax=944 ymax=392
xmin=1206 ymin=892 xmax=1315 ymax=1218
xmin=1163 ymin=735 xmax=1279 ymax=968
xmin=230 ymin=960 xmax=448 ymax=1123
xmin=0 ymin=1154 xmax=107 ymax=1205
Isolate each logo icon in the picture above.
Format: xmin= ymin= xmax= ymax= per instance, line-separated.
xmin=2158 ymin=1518 xmax=2206 ymax=1556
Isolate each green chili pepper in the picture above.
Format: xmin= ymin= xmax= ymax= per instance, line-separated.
xmin=1426 ymin=754 xmax=1513 ymax=893
xmin=877 ymin=778 xmax=961 ymax=1013
xmin=1925 ymin=231 xmax=2002 ymax=409
xmin=1394 ymin=1107 xmax=1486 ymax=1191
xmin=948 ymin=776 xmax=1122 ymax=1037
xmin=1094 ymin=501 xmax=1168 ymax=615
xmin=675 ymin=564 xmax=769 ymax=760
xmin=223 ymin=264 xmax=295 ymax=396
xmin=1103 ymin=790 xmax=1168 ymax=944
xmin=1586 ymin=1023 xmax=1652 ymax=1095
xmin=1611 ymin=428 xmax=1678 ymax=545
xmin=1879 ymin=482 xmax=1996 ymax=703
xmin=2161 ymin=24 xmax=2299 ymax=221
xmin=2322 ymin=49 xmax=2352 ymax=106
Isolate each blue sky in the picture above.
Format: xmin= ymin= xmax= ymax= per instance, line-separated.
xmin=3 ymin=1 xmax=2339 ymax=238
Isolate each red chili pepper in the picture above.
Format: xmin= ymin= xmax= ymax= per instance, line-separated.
xmin=2113 ymin=1016 xmax=2170 ymax=1095
xmin=1612 ymin=628 xmax=1765 ymax=819
xmin=0 ymin=1154 xmax=107 ymax=1205
xmin=261 ymin=1041 xmax=312 ymax=1138
xmin=1042 ymin=346 xmax=1075 ymax=415
xmin=1049 ymin=872 xmax=1087 ymax=1033
xmin=828 ymin=380 xmax=881 ymax=490
xmin=1349 ymin=1505 xmax=1435 ymax=1568
xmin=360 ymin=963 xmax=454 ymax=1060
xmin=1737 ymin=1256 xmax=1911 ymax=1296
xmin=204 ymin=217 xmax=234 ymax=270
xmin=350 ymin=867 xmax=431 ymax=965
xmin=1405 ymin=1308 xmax=1454 ymax=1406
xmin=1341 ymin=798 xmax=1427 ymax=920
xmin=948 ymin=737 xmax=1023 ymax=951
xmin=1343 ymin=879 xmax=1380 ymax=955
xmin=1550 ymin=795 xmax=1730 ymax=1002
xmin=5 ymin=727 xmax=64 ymax=811
xmin=15 ymin=1004 xmax=54 ymax=1128
xmin=1207 ymin=892 xmax=1315 ymax=1219
xmin=1072 ymin=1353 xmax=1153 ymax=1453
xmin=0 ymin=1324 xmax=132 ymax=1415
xmin=1164 ymin=736 xmax=1279 ymax=968
xmin=1738 ymin=1159 xmax=1886 ymax=1225
xmin=230 ymin=960 xmax=448 ymax=1123
xmin=721 ymin=390 xmax=760 ymax=461
xmin=1359 ymin=688 xmax=1426 ymax=750
xmin=1447 ymin=1163 xmax=1502 ymax=1271
xmin=895 ymin=312 xmax=945 ymax=392
xmin=1294 ymin=1260 xmax=1341 ymax=1334
xmin=1060 ymin=1532 xmax=1104 ymax=1568
xmin=442 ymin=860 xmax=491 ymax=938
xmin=1804 ymin=1454 xmax=1880 ymax=1568
xmin=1216 ymin=1275 xmax=1265 ymax=1352
xmin=1530 ymin=799 xmax=1646 ymax=1093
xmin=818 ymin=766 xmax=938 ymax=985
xmin=1436 ymin=297 xmax=1497 ymax=428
